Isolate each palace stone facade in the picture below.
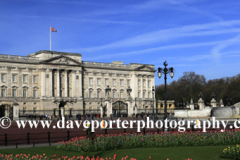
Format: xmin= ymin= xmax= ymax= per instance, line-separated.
xmin=0 ymin=50 xmax=156 ymax=119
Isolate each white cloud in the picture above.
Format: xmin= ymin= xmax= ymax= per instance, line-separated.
xmin=79 ymin=20 xmax=240 ymax=52
xmin=83 ymin=40 xmax=222 ymax=61
xmin=210 ymin=34 xmax=240 ymax=61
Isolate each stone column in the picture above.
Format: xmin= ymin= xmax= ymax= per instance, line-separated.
xmin=72 ymin=71 xmax=76 ymax=97
xmin=47 ymin=69 xmax=53 ymax=97
xmin=7 ymin=67 xmax=11 ymax=97
xmin=13 ymin=103 xmax=19 ymax=120
xmin=126 ymin=100 xmax=133 ymax=117
xmin=56 ymin=69 xmax=60 ymax=97
xmin=198 ymin=98 xmax=204 ymax=110
xmin=76 ymin=71 xmax=80 ymax=97
xmin=79 ymin=70 xmax=82 ymax=98
xmin=105 ymin=100 xmax=112 ymax=117
xmin=40 ymin=68 xmax=46 ymax=98
xmin=18 ymin=67 xmax=22 ymax=97
xmin=211 ymin=98 xmax=217 ymax=107
xmin=64 ymin=70 xmax=68 ymax=97
xmin=28 ymin=68 xmax=33 ymax=97
xmin=190 ymin=98 xmax=194 ymax=110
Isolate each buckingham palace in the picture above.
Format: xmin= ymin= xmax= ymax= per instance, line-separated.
xmin=0 ymin=50 xmax=156 ymax=119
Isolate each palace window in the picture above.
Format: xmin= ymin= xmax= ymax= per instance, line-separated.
xmin=113 ymin=92 xmax=116 ymax=98
xmin=33 ymin=90 xmax=37 ymax=98
xmin=113 ymin=79 xmax=116 ymax=86
xmin=143 ymin=92 xmax=145 ymax=98
xmin=89 ymin=107 xmax=92 ymax=113
xmin=12 ymin=89 xmax=17 ymax=97
xmin=127 ymin=80 xmax=130 ymax=86
xmin=97 ymin=78 xmax=100 ymax=85
xmin=148 ymin=80 xmax=151 ymax=87
xmin=1 ymin=89 xmax=6 ymax=97
xmin=33 ymin=76 xmax=37 ymax=83
xmin=138 ymin=92 xmax=140 ymax=98
xmin=105 ymin=79 xmax=108 ymax=85
xmin=143 ymin=80 xmax=145 ymax=87
xmin=1 ymin=74 xmax=6 ymax=82
xmin=89 ymin=78 xmax=93 ymax=85
xmin=148 ymin=92 xmax=150 ymax=98
xmin=12 ymin=75 xmax=17 ymax=82
xmin=138 ymin=80 xmax=140 ymax=87
xmin=120 ymin=92 xmax=123 ymax=98
xmin=120 ymin=79 xmax=123 ymax=86
xmin=23 ymin=90 xmax=27 ymax=97
xmin=97 ymin=91 xmax=100 ymax=98
xmin=23 ymin=75 xmax=27 ymax=83
xmin=89 ymin=91 xmax=92 ymax=98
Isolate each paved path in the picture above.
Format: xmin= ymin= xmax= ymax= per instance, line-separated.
xmin=0 ymin=143 xmax=58 ymax=150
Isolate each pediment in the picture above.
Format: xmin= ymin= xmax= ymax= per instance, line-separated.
xmin=33 ymin=86 xmax=39 ymax=90
xmin=1 ymin=85 xmax=7 ymax=88
xmin=12 ymin=85 xmax=18 ymax=89
xmin=40 ymin=55 xmax=81 ymax=66
xmin=22 ymin=86 xmax=29 ymax=89
xmin=134 ymin=65 xmax=155 ymax=72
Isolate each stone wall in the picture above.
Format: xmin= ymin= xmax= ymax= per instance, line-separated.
xmin=174 ymin=108 xmax=211 ymax=117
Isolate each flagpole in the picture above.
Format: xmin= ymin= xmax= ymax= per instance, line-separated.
xmin=50 ymin=26 xmax=51 ymax=51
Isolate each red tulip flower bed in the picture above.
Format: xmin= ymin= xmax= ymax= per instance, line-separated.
xmin=0 ymin=153 xmax=193 ymax=160
xmin=56 ymin=130 xmax=240 ymax=152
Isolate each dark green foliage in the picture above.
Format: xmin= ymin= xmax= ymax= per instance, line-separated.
xmin=156 ymin=72 xmax=240 ymax=105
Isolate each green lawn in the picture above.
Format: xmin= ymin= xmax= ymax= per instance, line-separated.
xmin=0 ymin=145 xmax=233 ymax=160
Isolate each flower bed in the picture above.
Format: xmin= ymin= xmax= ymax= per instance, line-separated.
xmin=0 ymin=154 xmax=129 ymax=160
xmin=56 ymin=130 xmax=240 ymax=152
xmin=0 ymin=153 xmax=192 ymax=160
xmin=221 ymin=145 xmax=240 ymax=159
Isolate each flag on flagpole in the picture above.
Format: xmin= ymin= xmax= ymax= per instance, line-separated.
xmin=50 ymin=26 xmax=57 ymax=51
xmin=51 ymin=27 xmax=57 ymax=32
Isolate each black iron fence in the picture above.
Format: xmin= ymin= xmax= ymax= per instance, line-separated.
xmin=18 ymin=109 xmax=101 ymax=118
xmin=16 ymin=108 xmax=192 ymax=119
xmin=136 ymin=108 xmax=190 ymax=115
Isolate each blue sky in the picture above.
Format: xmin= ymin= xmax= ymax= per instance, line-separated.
xmin=1 ymin=0 xmax=240 ymax=85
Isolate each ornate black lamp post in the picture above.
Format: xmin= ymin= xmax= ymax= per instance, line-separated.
xmin=157 ymin=61 xmax=174 ymax=132
xmin=152 ymin=86 xmax=155 ymax=121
